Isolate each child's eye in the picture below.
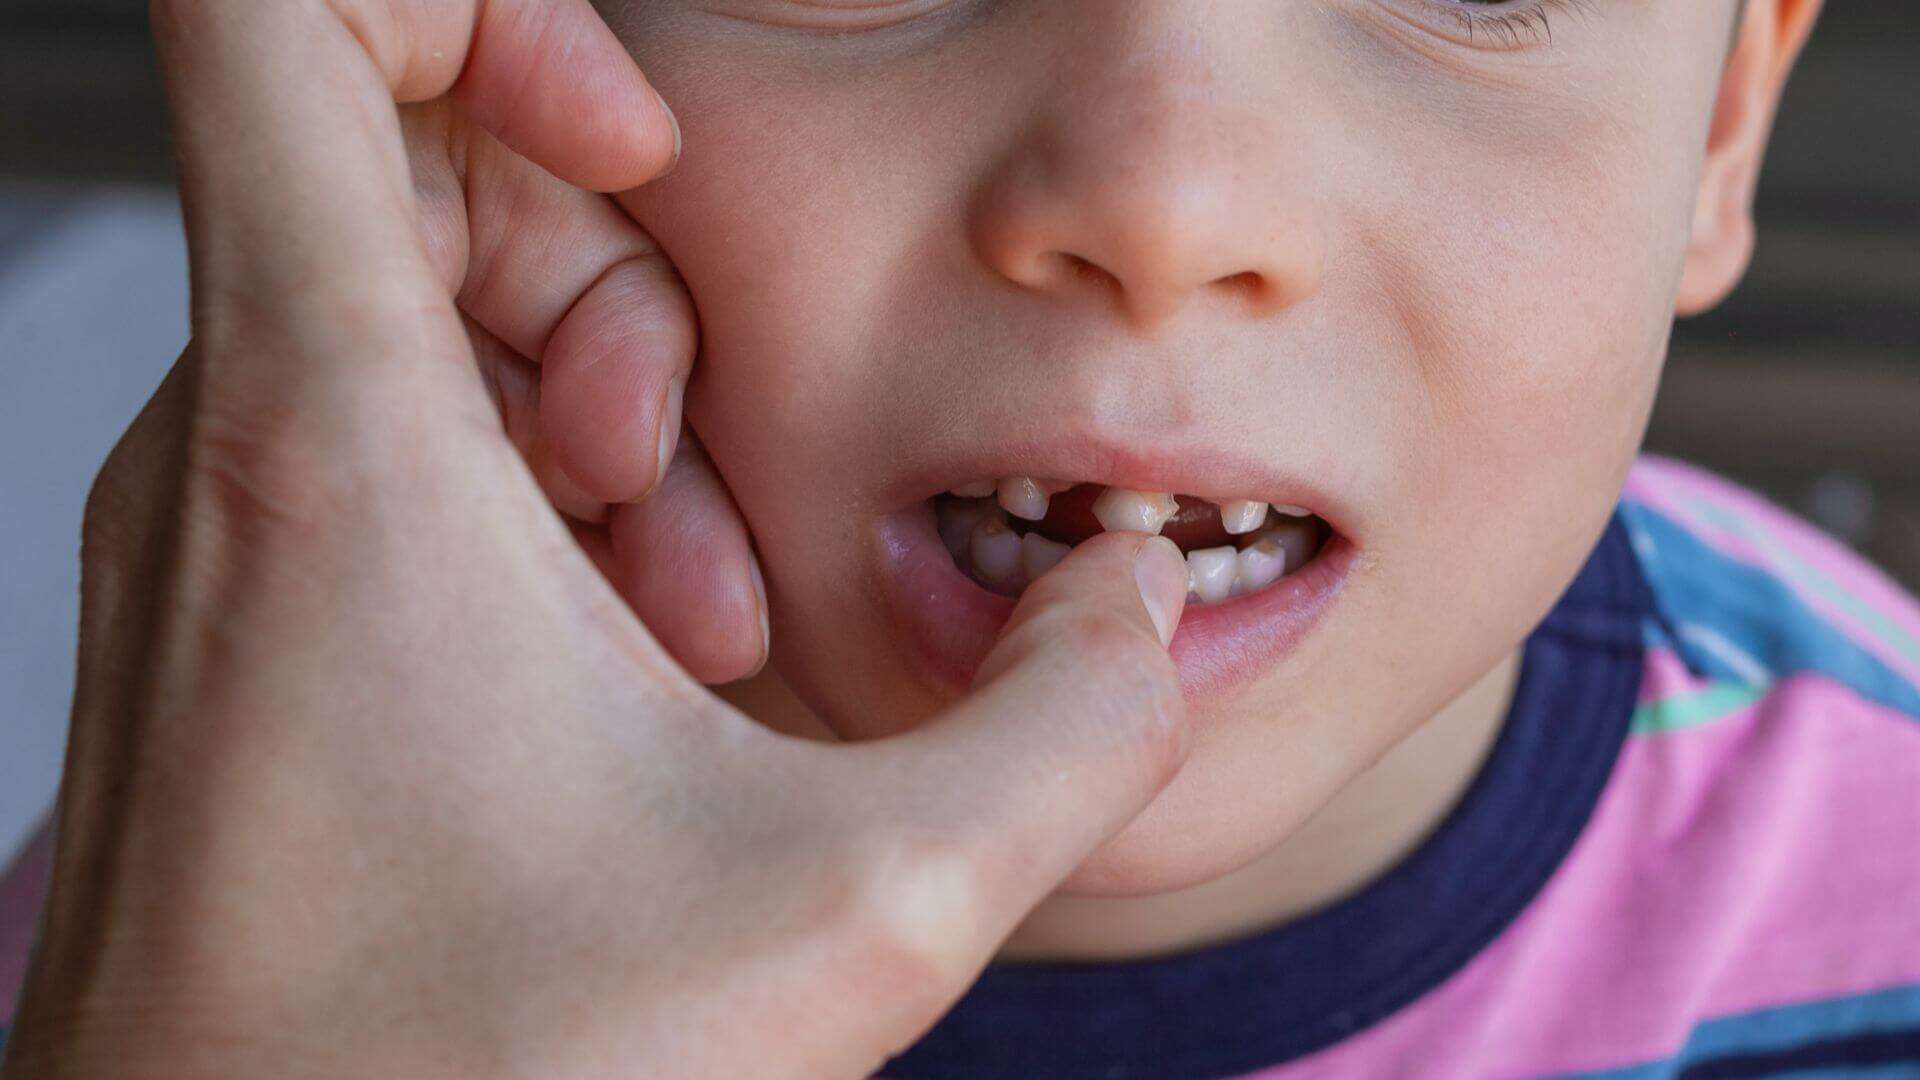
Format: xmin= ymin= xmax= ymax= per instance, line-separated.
xmin=1405 ymin=0 xmax=1591 ymax=49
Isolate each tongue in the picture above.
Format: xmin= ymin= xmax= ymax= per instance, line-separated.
xmin=1026 ymin=486 xmax=1237 ymax=552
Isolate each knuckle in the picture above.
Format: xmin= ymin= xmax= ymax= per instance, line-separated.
xmin=180 ymin=335 xmax=414 ymax=538
xmin=586 ymin=254 xmax=698 ymax=355
xmin=816 ymin=832 xmax=985 ymax=1019
xmin=196 ymin=267 xmax=447 ymax=364
xmin=186 ymin=398 xmax=348 ymax=537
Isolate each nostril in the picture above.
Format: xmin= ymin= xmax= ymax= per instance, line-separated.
xmin=1216 ymin=270 xmax=1265 ymax=294
xmin=1025 ymin=254 xmax=1283 ymax=327
xmin=1053 ymin=251 xmax=1121 ymax=293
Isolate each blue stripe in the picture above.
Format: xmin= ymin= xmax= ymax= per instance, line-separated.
xmin=1564 ymin=982 xmax=1920 ymax=1078
xmin=1684 ymin=500 xmax=1920 ymax=669
xmin=1774 ymin=1066 xmax=1920 ymax=1079
xmin=1619 ymin=502 xmax=1920 ymax=719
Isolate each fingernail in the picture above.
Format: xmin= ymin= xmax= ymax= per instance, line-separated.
xmin=654 ymin=377 xmax=684 ymax=493
xmin=1134 ymin=536 xmax=1187 ymax=648
xmin=660 ymin=96 xmax=683 ymax=177
xmin=748 ymin=552 xmax=771 ymax=674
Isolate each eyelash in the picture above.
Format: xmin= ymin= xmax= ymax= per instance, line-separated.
xmin=1439 ymin=0 xmax=1591 ymax=46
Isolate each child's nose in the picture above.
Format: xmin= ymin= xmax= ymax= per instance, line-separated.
xmin=967 ymin=50 xmax=1324 ymax=336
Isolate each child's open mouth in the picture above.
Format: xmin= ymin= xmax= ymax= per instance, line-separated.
xmin=874 ymin=456 xmax=1355 ymax=698
xmin=935 ymin=478 xmax=1332 ymax=605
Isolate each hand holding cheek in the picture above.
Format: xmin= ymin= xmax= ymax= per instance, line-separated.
xmin=1 ymin=3 xmax=1199 ymax=1075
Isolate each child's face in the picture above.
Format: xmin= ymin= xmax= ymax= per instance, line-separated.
xmin=606 ymin=1 xmax=1759 ymax=893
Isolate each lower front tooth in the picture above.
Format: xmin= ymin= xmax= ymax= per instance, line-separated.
xmin=970 ymin=514 xmax=1022 ymax=583
xmin=1186 ymin=546 xmax=1238 ymax=604
xmin=998 ymin=476 xmax=1052 ymax=522
xmin=1021 ymin=532 xmax=1071 ymax=580
xmin=1233 ymin=538 xmax=1287 ymax=596
xmin=938 ymin=498 xmax=995 ymax=557
xmin=1092 ymin=488 xmax=1180 ymax=535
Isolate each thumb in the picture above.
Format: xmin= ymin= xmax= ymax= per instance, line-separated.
xmin=872 ymin=532 xmax=1192 ymax=919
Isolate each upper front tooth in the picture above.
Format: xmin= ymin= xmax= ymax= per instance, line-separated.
xmin=970 ymin=514 xmax=1022 ymax=583
xmin=1186 ymin=546 xmax=1238 ymax=603
xmin=949 ymin=480 xmax=996 ymax=498
xmin=1092 ymin=488 xmax=1180 ymax=534
xmin=1217 ymin=499 xmax=1269 ymax=535
xmin=1273 ymin=504 xmax=1312 ymax=518
xmin=1021 ymin=532 xmax=1071 ymax=580
xmin=997 ymin=476 xmax=1053 ymax=521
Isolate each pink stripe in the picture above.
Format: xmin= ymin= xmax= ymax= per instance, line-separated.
xmin=0 ymin=822 xmax=54 ymax=1024
xmin=1244 ymin=674 xmax=1920 ymax=1078
xmin=1625 ymin=457 xmax=1920 ymax=680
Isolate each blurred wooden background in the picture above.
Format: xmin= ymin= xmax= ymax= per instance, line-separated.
xmin=2 ymin=0 xmax=1916 ymax=587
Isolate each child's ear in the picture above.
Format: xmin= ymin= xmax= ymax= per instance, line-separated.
xmin=1675 ymin=0 xmax=1824 ymax=317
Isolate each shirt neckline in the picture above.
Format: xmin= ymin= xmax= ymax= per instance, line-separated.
xmin=889 ymin=512 xmax=1651 ymax=1080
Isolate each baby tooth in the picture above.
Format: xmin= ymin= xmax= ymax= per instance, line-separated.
xmin=1267 ymin=518 xmax=1318 ymax=571
xmin=938 ymin=498 xmax=995 ymax=557
xmin=1273 ymin=504 xmax=1312 ymax=518
xmin=997 ymin=476 xmax=1053 ymax=522
xmin=970 ymin=514 xmax=1023 ymax=583
xmin=950 ymin=480 xmax=997 ymax=498
xmin=1233 ymin=537 xmax=1287 ymax=596
xmin=1186 ymin=546 xmax=1238 ymax=604
xmin=1092 ymin=488 xmax=1180 ymax=535
xmin=1021 ymin=532 xmax=1072 ymax=580
xmin=1218 ymin=499 xmax=1269 ymax=535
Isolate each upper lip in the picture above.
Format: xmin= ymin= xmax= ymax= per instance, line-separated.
xmin=888 ymin=435 xmax=1360 ymax=541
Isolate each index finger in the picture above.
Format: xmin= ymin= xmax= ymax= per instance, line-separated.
xmin=152 ymin=0 xmax=676 ymax=411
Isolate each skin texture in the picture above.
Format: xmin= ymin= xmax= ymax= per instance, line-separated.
xmin=592 ymin=0 xmax=1822 ymax=940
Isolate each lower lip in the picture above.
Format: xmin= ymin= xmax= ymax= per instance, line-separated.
xmin=876 ymin=506 xmax=1355 ymax=700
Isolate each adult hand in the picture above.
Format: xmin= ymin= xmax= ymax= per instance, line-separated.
xmin=0 ymin=2 xmax=1193 ymax=1076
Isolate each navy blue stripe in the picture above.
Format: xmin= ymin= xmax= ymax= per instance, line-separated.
xmin=887 ymin=515 xmax=1650 ymax=1079
xmin=1681 ymin=1028 xmax=1920 ymax=1078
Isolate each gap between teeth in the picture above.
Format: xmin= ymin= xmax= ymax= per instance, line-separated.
xmin=938 ymin=480 xmax=1323 ymax=605
xmin=949 ymin=479 xmax=1298 ymax=541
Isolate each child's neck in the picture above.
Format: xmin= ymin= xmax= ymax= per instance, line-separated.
xmin=720 ymin=651 xmax=1519 ymax=963
xmin=1002 ymin=652 xmax=1519 ymax=960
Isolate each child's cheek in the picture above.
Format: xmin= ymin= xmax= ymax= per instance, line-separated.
xmin=611 ymin=46 xmax=1015 ymax=537
xmin=1322 ymin=21 xmax=1720 ymax=536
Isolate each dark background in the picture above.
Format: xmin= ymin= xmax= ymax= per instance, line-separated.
xmin=1 ymin=0 xmax=1916 ymax=586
